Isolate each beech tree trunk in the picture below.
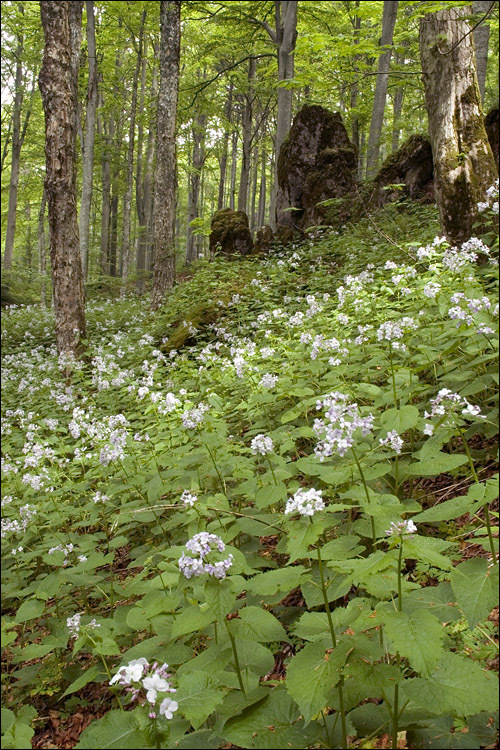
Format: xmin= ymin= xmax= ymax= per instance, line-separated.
xmin=144 ymin=57 xmax=158 ymax=275
xmin=39 ymin=0 xmax=87 ymax=356
xmin=257 ymin=148 xmax=267 ymax=228
xmin=151 ymin=0 xmax=181 ymax=310
xmin=218 ymin=83 xmax=233 ymax=210
xmin=38 ymin=190 xmax=47 ymax=307
xmin=238 ymin=57 xmax=256 ymax=214
xmin=79 ymin=0 xmax=97 ymax=280
xmin=186 ymin=113 xmax=207 ymax=263
xmin=473 ymin=1 xmax=492 ymax=104
xmin=121 ymin=9 xmax=146 ymax=296
xmin=135 ymin=43 xmax=148 ymax=292
xmin=229 ymin=128 xmax=238 ymax=210
xmin=420 ymin=5 xmax=498 ymax=244
xmin=365 ymin=0 xmax=398 ymax=178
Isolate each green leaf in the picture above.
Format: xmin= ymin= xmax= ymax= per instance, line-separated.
xmin=0 ymin=706 xmax=36 ymax=750
xmin=285 ymin=641 xmax=351 ymax=724
xmin=381 ymin=609 xmax=445 ymax=677
xmin=224 ymin=687 xmax=317 ymax=749
xmin=15 ymin=599 xmax=45 ymax=623
xmin=449 ymin=558 xmax=499 ymax=629
xmin=412 ymin=493 xmax=482 ymax=522
xmin=61 ymin=664 xmax=102 ymax=698
xmin=204 ymin=578 xmax=236 ymax=623
xmin=403 ymin=652 xmax=499 ymax=717
xmin=232 ymin=606 xmax=287 ymax=643
xmin=246 ymin=566 xmax=307 ymax=598
xmin=177 ymin=672 xmax=225 ymax=730
xmin=76 ymin=710 xmax=144 ymax=749
xmin=402 ymin=582 xmax=461 ymax=621
xmin=171 ymin=605 xmax=216 ymax=639
xmin=381 ymin=405 xmax=419 ymax=433
xmin=406 ymin=453 xmax=468 ymax=476
xmin=403 ymin=536 xmax=453 ymax=570
xmin=291 ymin=612 xmax=330 ymax=641
xmin=254 ymin=484 xmax=287 ymax=509
xmin=286 ymin=521 xmax=324 ymax=563
xmin=319 ymin=535 xmax=364 ymax=560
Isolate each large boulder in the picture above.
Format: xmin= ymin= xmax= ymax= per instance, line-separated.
xmin=209 ymin=208 xmax=253 ymax=256
xmin=485 ymin=107 xmax=499 ymax=170
xmin=253 ymin=225 xmax=274 ymax=254
xmin=276 ymin=105 xmax=357 ymax=231
xmin=369 ymin=134 xmax=434 ymax=208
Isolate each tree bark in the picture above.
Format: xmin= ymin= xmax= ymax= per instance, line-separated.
xmin=257 ymin=148 xmax=267 ymax=228
xmin=218 ymin=82 xmax=233 ymax=210
xmin=186 ymin=112 xmax=207 ymax=263
xmin=238 ymin=56 xmax=256 ymax=214
xmin=144 ymin=56 xmax=158 ymax=275
xmin=79 ymin=0 xmax=97 ymax=281
xmin=472 ymin=0 xmax=492 ymax=104
xmin=38 ymin=190 xmax=47 ymax=308
xmin=365 ymin=0 xmax=398 ymax=178
xmin=121 ymin=9 xmax=146 ymax=296
xmin=151 ymin=0 xmax=181 ymax=310
xmin=135 ymin=41 xmax=148 ymax=292
xmin=420 ymin=5 xmax=498 ymax=244
xmin=39 ymin=0 xmax=87 ymax=356
xmin=229 ymin=128 xmax=238 ymax=210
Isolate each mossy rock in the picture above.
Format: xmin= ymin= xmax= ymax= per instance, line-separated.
xmin=485 ymin=107 xmax=499 ymax=169
xmin=253 ymin=225 xmax=275 ymax=254
xmin=369 ymin=134 xmax=434 ymax=209
xmin=209 ymin=208 xmax=254 ymax=257
xmin=161 ymin=301 xmax=220 ymax=353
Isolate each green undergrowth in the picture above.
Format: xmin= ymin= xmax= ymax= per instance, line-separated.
xmin=1 ymin=200 xmax=499 ymax=750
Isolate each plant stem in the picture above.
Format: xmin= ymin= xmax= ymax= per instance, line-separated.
xmin=316 ymin=545 xmax=348 ymax=749
xmin=351 ymin=448 xmax=376 ymax=545
xmin=225 ymin=619 xmax=246 ymax=696
xmin=458 ymin=427 xmax=497 ymax=565
xmin=392 ymin=537 xmax=404 ymax=749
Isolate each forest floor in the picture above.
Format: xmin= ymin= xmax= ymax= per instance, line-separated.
xmin=1 ymin=201 xmax=499 ymax=750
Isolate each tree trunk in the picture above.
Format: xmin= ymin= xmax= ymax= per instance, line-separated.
xmin=109 ymin=193 xmax=118 ymax=277
xmin=271 ymin=0 xmax=298 ymax=229
xmin=151 ymin=0 xmax=181 ymax=310
xmin=79 ymin=0 xmax=97 ymax=281
xmin=38 ymin=0 xmax=87 ymax=356
xmin=25 ymin=202 xmax=33 ymax=272
xmin=121 ymin=9 xmax=146 ymax=296
xmin=229 ymin=128 xmax=238 ymax=210
xmin=238 ymin=57 xmax=256 ymax=214
xmin=250 ymin=145 xmax=259 ymax=231
xmin=144 ymin=53 xmax=158 ymax=276
xmin=473 ymin=0 xmax=492 ymax=104
xmin=350 ymin=1 xmax=361 ymax=154
xmin=186 ymin=112 xmax=207 ymax=263
xmin=420 ymin=5 xmax=498 ymax=244
xmin=218 ymin=83 xmax=233 ymax=210
xmin=365 ymin=0 xmax=398 ymax=178
xmin=135 ymin=41 xmax=147 ymax=292
xmin=38 ymin=190 xmax=47 ymax=308
xmin=3 ymin=22 xmax=25 ymax=270
xmin=257 ymin=148 xmax=267 ymax=228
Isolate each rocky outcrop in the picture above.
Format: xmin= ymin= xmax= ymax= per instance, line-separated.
xmin=276 ymin=105 xmax=357 ymax=231
xmin=253 ymin=225 xmax=274 ymax=254
xmin=209 ymin=208 xmax=254 ymax=257
xmin=368 ymin=134 xmax=434 ymax=208
xmin=485 ymin=107 xmax=499 ymax=170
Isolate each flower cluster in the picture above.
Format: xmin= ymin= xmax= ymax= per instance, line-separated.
xmin=250 ymin=433 xmax=274 ymax=455
xmin=423 ymin=388 xmax=484 ymax=433
xmin=313 ymin=392 xmax=374 ymax=459
xmin=67 ymin=612 xmax=100 ymax=638
xmin=178 ymin=532 xmax=233 ymax=580
xmin=377 ymin=317 xmax=418 ymax=344
xmin=477 ymin=180 xmax=499 ymax=214
xmin=285 ymin=487 xmax=325 ymax=516
xmin=180 ymin=490 xmax=198 ymax=507
xmin=110 ymin=658 xmax=178 ymax=720
xmin=379 ymin=430 xmax=404 ymax=454
xmin=181 ymin=402 xmax=209 ymax=429
xmin=385 ymin=519 xmax=417 ymax=537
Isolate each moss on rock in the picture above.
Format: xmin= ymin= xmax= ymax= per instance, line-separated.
xmin=209 ymin=208 xmax=254 ymax=257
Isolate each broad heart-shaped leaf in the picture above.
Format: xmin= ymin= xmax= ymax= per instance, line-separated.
xmin=171 ymin=605 xmax=216 ymax=639
xmin=61 ymin=664 xmax=103 ymax=698
xmin=177 ymin=672 xmax=225 ymax=730
xmin=320 ymin=535 xmax=365 ymax=560
xmin=76 ymin=710 xmax=145 ymax=749
xmin=231 ymin=606 xmax=287 ymax=643
xmin=402 ymin=652 xmax=499 ymax=717
xmin=1 ymin=706 xmax=36 ymax=750
xmin=380 ymin=405 xmax=419 ymax=433
xmin=402 ymin=536 xmax=453 ymax=570
xmin=286 ymin=520 xmax=324 ymax=563
xmin=204 ymin=578 xmax=236 ymax=623
xmin=224 ymin=686 xmax=320 ymax=749
xmin=285 ymin=640 xmax=352 ymax=725
xmin=449 ymin=558 xmax=499 ymax=629
xmin=402 ymin=582 xmax=461 ymax=622
xmin=406 ymin=714 xmax=499 ymax=750
xmin=406 ymin=453 xmax=468 ymax=476
xmin=245 ymin=566 xmax=307 ymax=598
xmin=254 ymin=484 xmax=287 ymax=509
xmin=412 ymin=493 xmax=482 ymax=522
xmin=15 ymin=598 xmax=45 ymax=623
xmin=380 ymin=609 xmax=445 ymax=677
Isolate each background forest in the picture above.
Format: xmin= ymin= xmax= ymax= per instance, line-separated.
xmin=1 ymin=2 xmax=500 ymax=750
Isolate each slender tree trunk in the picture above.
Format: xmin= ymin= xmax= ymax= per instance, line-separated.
xmin=109 ymin=194 xmax=118 ymax=277
xmin=271 ymin=0 xmax=298 ymax=229
xmin=420 ymin=5 xmax=498 ymax=243
xmin=250 ymin=145 xmax=259 ymax=231
xmin=98 ymin=112 xmax=112 ymax=274
xmin=151 ymin=0 xmax=181 ymax=310
xmin=365 ymin=0 xmax=398 ymax=178
xmin=238 ymin=57 xmax=256 ymax=214
xmin=39 ymin=0 xmax=87 ymax=356
xmin=135 ymin=42 xmax=147 ymax=292
xmin=144 ymin=55 xmax=158 ymax=275
xmin=350 ymin=1 xmax=361 ymax=154
xmin=186 ymin=112 xmax=207 ymax=263
xmin=218 ymin=82 xmax=233 ymax=210
xmin=25 ymin=202 xmax=33 ymax=272
xmin=79 ymin=0 xmax=97 ymax=281
xmin=257 ymin=148 xmax=267 ymax=228
xmin=473 ymin=0 xmax=492 ymax=104
xmin=38 ymin=190 xmax=47 ymax=308
xmin=121 ymin=9 xmax=146 ymax=296
xmin=229 ymin=128 xmax=238 ymax=210
xmin=3 ymin=23 xmax=24 ymax=270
